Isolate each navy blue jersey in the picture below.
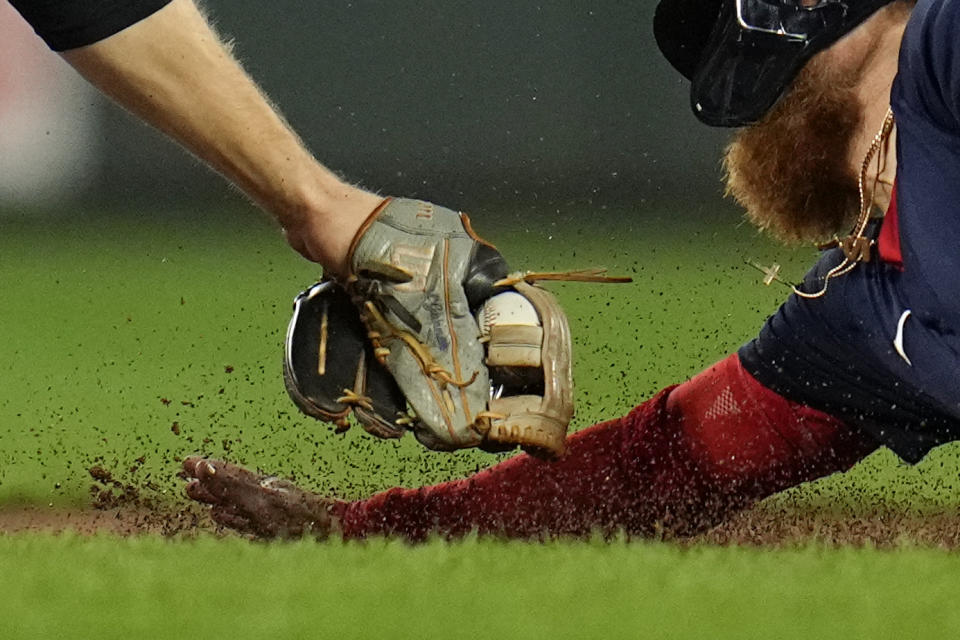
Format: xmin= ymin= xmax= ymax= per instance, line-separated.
xmin=740 ymin=0 xmax=960 ymax=463
xmin=892 ymin=0 xmax=960 ymax=325
xmin=9 ymin=0 xmax=172 ymax=51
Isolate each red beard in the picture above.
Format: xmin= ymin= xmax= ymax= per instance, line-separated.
xmin=723 ymin=53 xmax=864 ymax=244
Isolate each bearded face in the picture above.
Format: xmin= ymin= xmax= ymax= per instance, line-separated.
xmin=723 ymin=53 xmax=865 ymax=244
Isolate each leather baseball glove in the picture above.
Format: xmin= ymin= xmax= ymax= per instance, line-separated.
xmin=283 ymin=197 xmax=629 ymax=458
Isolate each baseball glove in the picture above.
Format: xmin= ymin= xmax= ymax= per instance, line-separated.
xmin=283 ymin=197 xmax=629 ymax=458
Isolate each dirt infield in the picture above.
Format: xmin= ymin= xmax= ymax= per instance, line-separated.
xmin=2 ymin=499 xmax=960 ymax=548
xmin=0 ymin=463 xmax=954 ymax=545
xmin=701 ymin=506 xmax=960 ymax=549
xmin=0 ymin=504 xmax=199 ymax=537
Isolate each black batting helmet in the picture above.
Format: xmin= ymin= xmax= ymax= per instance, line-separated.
xmin=654 ymin=0 xmax=898 ymax=127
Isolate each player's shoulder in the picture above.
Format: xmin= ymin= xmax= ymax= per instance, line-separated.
xmin=901 ymin=0 xmax=959 ymax=66
xmin=895 ymin=0 xmax=960 ymax=128
xmin=908 ymin=0 xmax=958 ymax=37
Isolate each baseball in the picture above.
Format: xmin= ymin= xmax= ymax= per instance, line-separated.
xmin=477 ymin=291 xmax=544 ymax=392
xmin=476 ymin=291 xmax=540 ymax=337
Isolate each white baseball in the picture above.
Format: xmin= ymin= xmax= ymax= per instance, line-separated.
xmin=476 ymin=291 xmax=540 ymax=337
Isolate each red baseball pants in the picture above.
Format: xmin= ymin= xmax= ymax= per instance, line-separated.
xmin=337 ymin=354 xmax=878 ymax=541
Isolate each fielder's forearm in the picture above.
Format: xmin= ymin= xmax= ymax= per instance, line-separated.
xmin=61 ymin=0 xmax=379 ymax=269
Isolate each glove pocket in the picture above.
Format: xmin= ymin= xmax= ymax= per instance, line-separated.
xmin=480 ymin=282 xmax=573 ymax=458
xmin=485 ymin=324 xmax=545 ymax=391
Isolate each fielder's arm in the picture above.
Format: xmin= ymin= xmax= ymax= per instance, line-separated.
xmin=60 ymin=0 xmax=380 ymax=272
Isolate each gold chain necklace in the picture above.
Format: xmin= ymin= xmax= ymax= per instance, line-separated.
xmin=792 ymin=106 xmax=896 ymax=299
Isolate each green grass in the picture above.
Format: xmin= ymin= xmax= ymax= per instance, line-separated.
xmin=2 ymin=204 xmax=960 ymax=638
xmin=0 ymin=535 xmax=957 ymax=640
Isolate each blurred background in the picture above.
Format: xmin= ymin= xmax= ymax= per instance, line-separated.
xmin=1 ymin=0 xmax=731 ymax=216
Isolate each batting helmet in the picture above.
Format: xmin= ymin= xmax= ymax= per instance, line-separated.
xmin=654 ymin=0 xmax=898 ymax=127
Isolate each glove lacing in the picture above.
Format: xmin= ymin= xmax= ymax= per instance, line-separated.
xmin=361 ymin=301 xmax=479 ymax=389
xmin=494 ymin=268 xmax=632 ymax=287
